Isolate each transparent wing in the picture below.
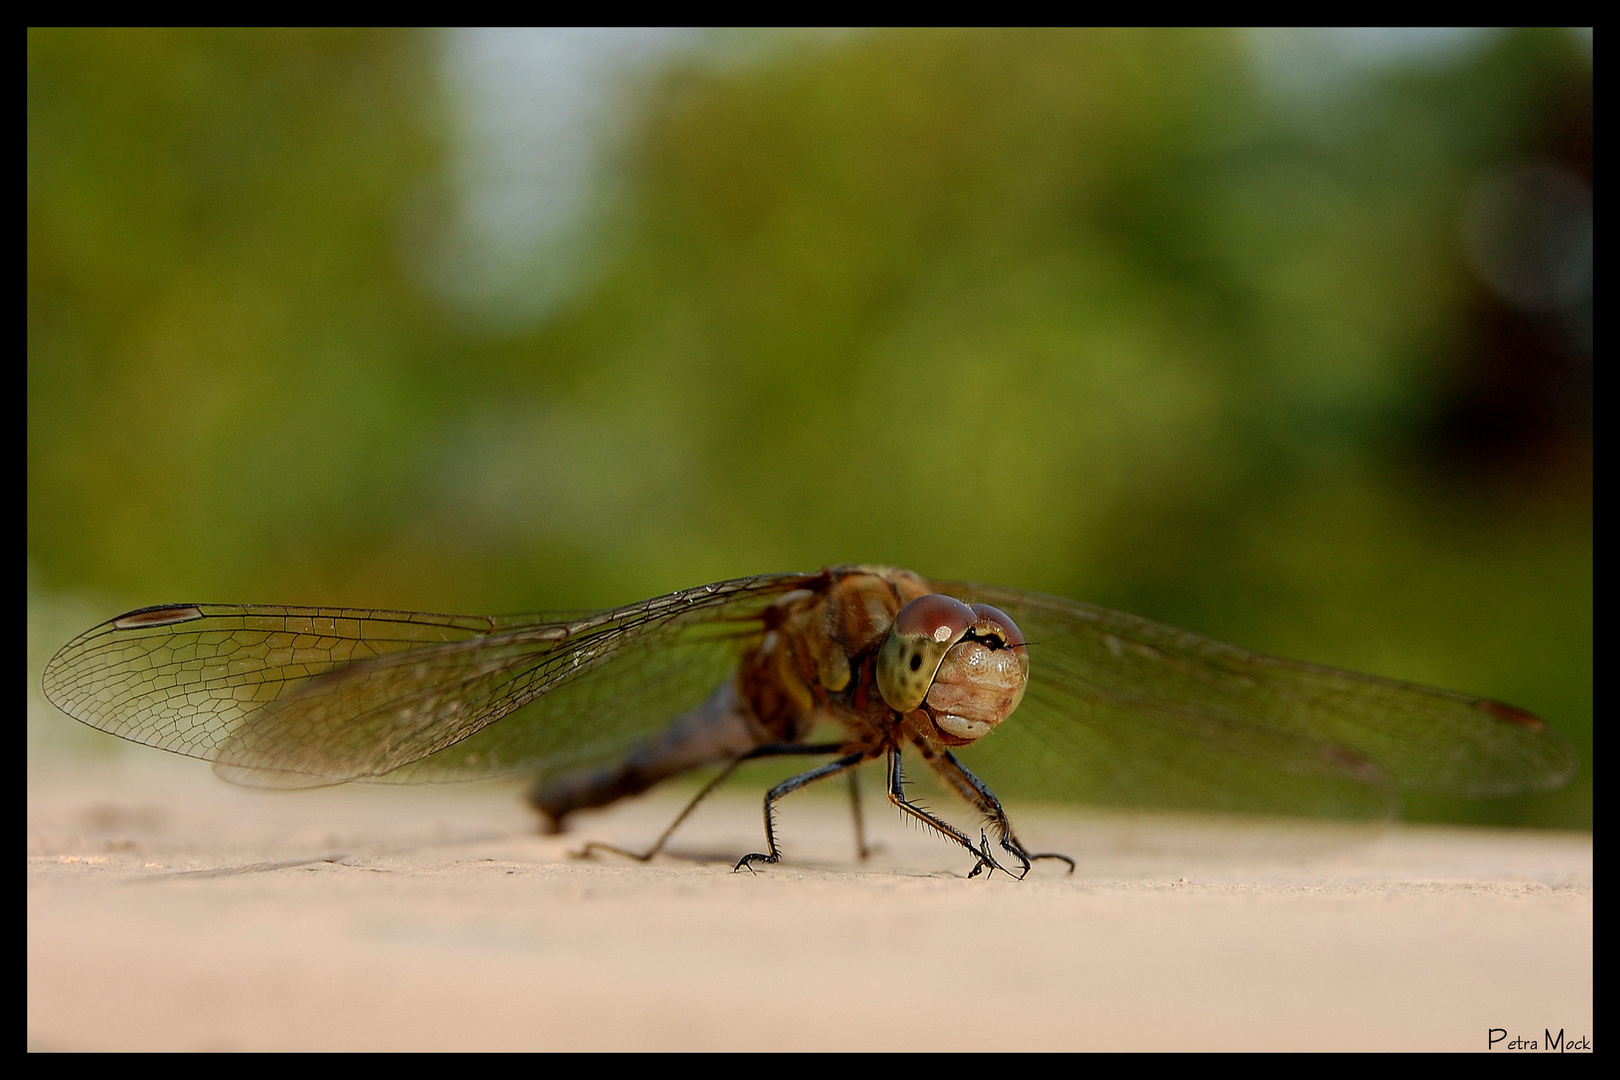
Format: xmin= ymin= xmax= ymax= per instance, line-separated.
xmin=940 ymin=582 xmax=1578 ymax=819
xmin=42 ymin=574 xmax=815 ymax=789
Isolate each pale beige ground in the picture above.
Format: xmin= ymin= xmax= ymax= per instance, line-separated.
xmin=28 ymin=756 xmax=1591 ymax=1052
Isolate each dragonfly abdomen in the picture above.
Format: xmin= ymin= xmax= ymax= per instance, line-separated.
xmin=527 ymin=679 xmax=772 ymax=831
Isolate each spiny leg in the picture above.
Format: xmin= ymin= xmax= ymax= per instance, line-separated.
xmin=581 ymin=742 xmax=849 ymax=864
xmin=735 ymin=750 xmax=868 ymax=873
xmin=934 ymin=747 xmax=1075 ymax=878
xmin=884 ymin=746 xmax=999 ymax=879
xmin=902 ymin=739 xmax=1022 ymax=876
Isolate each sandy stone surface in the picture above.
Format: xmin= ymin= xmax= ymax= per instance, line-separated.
xmin=28 ymin=756 xmax=1591 ymax=1052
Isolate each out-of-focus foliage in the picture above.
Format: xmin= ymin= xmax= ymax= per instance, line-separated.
xmin=28 ymin=28 xmax=1590 ymax=827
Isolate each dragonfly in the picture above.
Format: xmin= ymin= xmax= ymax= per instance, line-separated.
xmin=41 ymin=565 xmax=1576 ymax=877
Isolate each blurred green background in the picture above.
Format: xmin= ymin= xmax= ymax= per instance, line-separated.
xmin=28 ymin=28 xmax=1591 ymax=828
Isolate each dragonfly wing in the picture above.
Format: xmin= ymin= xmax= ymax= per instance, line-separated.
xmin=42 ymin=575 xmax=814 ymax=789
xmin=42 ymin=605 xmax=500 ymax=784
xmin=937 ymin=582 xmax=1577 ymax=817
xmin=373 ymin=596 xmax=781 ymax=788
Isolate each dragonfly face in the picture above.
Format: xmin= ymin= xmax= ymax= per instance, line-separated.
xmin=878 ymin=596 xmax=1031 ymax=745
xmin=41 ymin=564 xmax=1577 ymax=877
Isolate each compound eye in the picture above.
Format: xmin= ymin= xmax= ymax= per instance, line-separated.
xmin=876 ymin=595 xmax=976 ymax=713
xmin=894 ymin=594 xmax=977 ymax=644
xmin=968 ymin=603 xmax=1027 ymax=651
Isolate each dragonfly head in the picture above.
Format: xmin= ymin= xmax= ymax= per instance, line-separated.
xmin=877 ymin=595 xmax=1029 ymax=745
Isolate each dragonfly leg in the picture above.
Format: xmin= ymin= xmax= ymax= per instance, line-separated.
xmin=932 ymin=748 xmax=1075 ymax=878
xmin=884 ymin=746 xmax=1000 ymax=879
xmin=847 ymin=767 xmax=871 ymax=861
xmin=576 ymin=757 xmax=743 ymax=863
xmin=583 ymin=742 xmax=849 ymax=864
xmin=735 ymin=750 xmax=868 ymax=873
